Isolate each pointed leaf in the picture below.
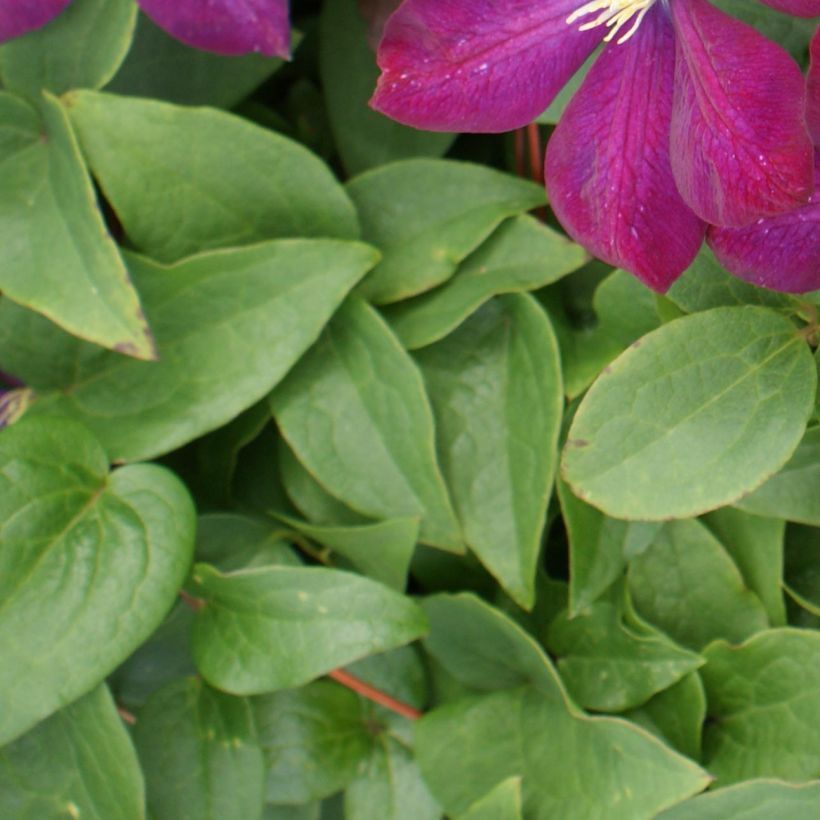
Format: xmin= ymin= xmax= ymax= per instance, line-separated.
xmin=628 ymin=519 xmax=769 ymax=650
xmin=16 ymin=240 xmax=375 ymax=462
xmin=415 ymin=295 xmax=562 ymax=607
xmin=271 ymin=298 xmax=462 ymax=551
xmin=0 ymin=416 xmax=195 ymax=745
xmin=191 ymin=564 xmax=428 ymax=694
xmin=346 ymin=159 xmax=545 ymax=304
xmin=455 ymin=778 xmax=522 ymax=820
xmin=66 ymin=90 xmax=359 ymax=263
xmin=0 ymin=92 xmax=153 ymax=357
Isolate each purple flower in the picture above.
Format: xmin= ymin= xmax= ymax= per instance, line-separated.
xmin=371 ymin=0 xmax=818 ymax=291
xmin=706 ymin=25 xmax=820 ymax=293
xmin=0 ymin=0 xmax=290 ymax=58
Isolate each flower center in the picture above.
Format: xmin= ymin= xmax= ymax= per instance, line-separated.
xmin=566 ymin=0 xmax=657 ymax=44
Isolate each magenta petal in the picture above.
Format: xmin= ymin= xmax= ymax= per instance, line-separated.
xmin=809 ymin=26 xmax=820 ymax=146
xmin=0 ymin=0 xmax=70 ymax=43
xmin=757 ymin=0 xmax=820 ymax=16
xmin=370 ymin=0 xmax=602 ymax=132
xmin=670 ymin=0 xmax=813 ymax=228
xmin=137 ymin=0 xmax=290 ymax=57
xmin=707 ymin=154 xmax=820 ymax=293
xmin=545 ymin=8 xmax=705 ymax=293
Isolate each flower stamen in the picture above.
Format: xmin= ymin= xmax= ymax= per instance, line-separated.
xmin=566 ymin=0 xmax=656 ymax=44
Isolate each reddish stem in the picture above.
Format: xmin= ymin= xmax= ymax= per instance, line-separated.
xmin=527 ymin=121 xmax=543 ymax=184
xmin=328 ymin=669 xmax=422 ymax=720
xmin=117 ymin=706 xmax=137 ymax=725
xmin=179 ymin=589 xmax=205 ymax=611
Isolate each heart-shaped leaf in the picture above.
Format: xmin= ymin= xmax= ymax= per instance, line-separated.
xmin=0 ymin=416 xmax=195 ymax=744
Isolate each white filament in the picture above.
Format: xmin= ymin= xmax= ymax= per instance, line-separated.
xmin=566 ymin=0 xmax=656 ymax=44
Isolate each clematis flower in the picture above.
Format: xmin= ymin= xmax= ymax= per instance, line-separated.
xmin=707 ymin=25 xmax=820 ymax=293
xmin=0 ymin=0 xmax=290 ymax=58
xmin=371 ymin=0 xmax=818 ymax=291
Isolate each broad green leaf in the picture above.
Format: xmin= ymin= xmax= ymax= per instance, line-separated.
xmin=783 ymin=524 xmax=820 ymax=615
xmin=421 ymin=594 xmax=565 ymax=699
xmin=415 ymin=295 xmax=562 ymax=607
xmin=624 ymin=672 xmax=706 ymax=761
xmin=319 ymin=0 xmax=453 ymax=175
xmin=191 ymin=564 xmax=428 ymax=694
xmin=0 ymin=92 xmax=153 ymax=357
xmin=17 ymin=240 xmax=375 ymax=462
xmin=0 ymin=416 xmax=195 ymax=745
xmin=704 ymin=508 xmax=787 ymax=626
xmin=415 ymin=686 xmax=709 ymax=819
xmin=278 ymin=439 xmax=370 ymax=526
xmin=667 ymin=246 xmax=796 ymax=313
xmin=264 ymin=805 xmax=320 ymax=820
xmin=255 ymin=681 xmax=372 ymax=803
xmin=196 ymin=513 xmax=302 ymax=573
xmin=455 ymin=778 xmax=522 ymax=820
xmin=271 ymin=298 xmax=462 ymax=551
xmin=627 ymin=519 xmax=769 ymax=650
xmin=110 ymin=602 xmax=196 ymax=710
xmin=657 ymin=779 xmax=820 ymax=819
xmin=702 ymin=629 xmax=820 ymax=784
xmin=232 ymin=426 xmax=296 ymax=518
xmin=275 ymin=513 xmax=418 ymax=591
xmin=108 ymin=12 xmax=285 ymax=108
xmin=0 ymin=0 xmax=136 ymax=95
xmin=66 ymin=91 xmax=359 ymax=263
xmin=736 ymin=426 xmax=820 ymax=526
xmin=541 ymin=269 xmax=660 ymax=399
xmin=563 ymin=307 xmax=816 ymax=519
xmin=134 ymin=678 xmax=265 ymax=820
xmin=386 ymin=215 xmax=585 ymax=349
xmin=546 ymin=584 xmax=703 ymax=712
xmin=0 ymin=685 xmax=144 ymax=820
xmin=347 ymin=159 xmax=545 ymax=303
xmin=557 ymin=477 xmax=662 ymax=616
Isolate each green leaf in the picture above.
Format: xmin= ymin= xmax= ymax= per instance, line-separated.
xmin=623 ymin=672 xmax=706 ymax=761
xmin=421 ymin=594 xmax=565 ymax=699
xmin=16 ymin=240 xmax=375 ymax=462
xmin=255 ymin=680 xmax=372 ymax=803
xmin=196 ymin=513 xmax=302 ymax=573
xmin=385 ymin=215 xmax=585 ymax=349
xmin=264 ymin=805 xmax=321 ymax=820
xmin=704 ymin=508 xmax=787 ymax=626
xmin=667 ymin=246 xmax=796 ymax=313
xmin=65 ymin=91 xmax=359 ymax=263
xmin=562 ymin=307 xmax=816 ymax=519
xmin=455 ymin=778 xmax=522 ymax=820
xmin=0 ymin=92 xmax=154 ymax=357
xmin=546 ymin=584 xmax=703 ymax=712
xmin=319 ymin=0 xmax=453 ymax=175
xmin=0 ymin=0 xmax=136 ymax=96
xmin=557 ymin=476 xmax=662 ymax=616
xmin=415 ymin=686 xmax=709 ymax=819
xmin=0 ymin=685 xmax=144 ymax=820
xmin=134 ymin=678 xmax=265 ymax=820
xmin=275 ymin=514 xmax=418 ymax=591
xmin=735 ymin=426 xmax=820 ymax=526
xmin=0 ymin=416 xmax=195 ymax=745
xmin=702 ymin=629 xmax=820 ymax=784
xmin=347 ymin=159 xmax=545 ymax=304
xmin=657 ymin=779 xmax=820 ymax=819
xmin=278 ymin=439 xmax=371 ymax=526
xmin=627 ymin=519 xmax=769 ymax=650
xmin=107 ymin=12 xmax=285 ymax=108
xmin=191 ymin=563 xmax=428 ymax=694
xmin=415 ymin=295 xmax=562 ymax=607
xmin=271 ymin=298 xmax=462 ymax=551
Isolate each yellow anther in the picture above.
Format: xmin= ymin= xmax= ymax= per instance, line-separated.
xmin=566 ymin=0 xmax=656 ymax=44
